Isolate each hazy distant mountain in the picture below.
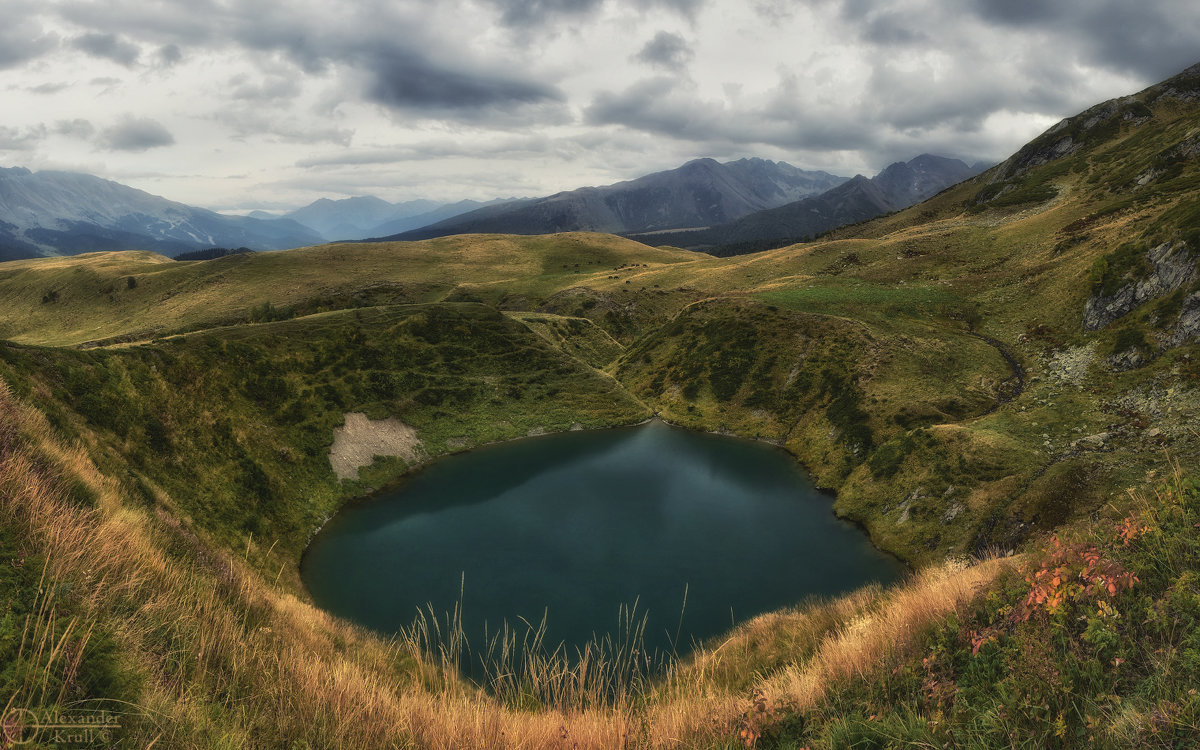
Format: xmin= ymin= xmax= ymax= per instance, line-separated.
xmin=282 ymin=196 xmax=435 ymax=241
xmin=872 ymin=154 xmax=980 ymax=207
xmin=0 ymin=167 xmax=322 ymax=259
xmin=642 ymin=154 xmax=982 ymax=254
xmin=266 ymin=195 xmax=519 ymax=241
xmin=380 ymin=158 xmax=850 ymax=241
xmin=364 ymin=198 xmax=521 ymax=238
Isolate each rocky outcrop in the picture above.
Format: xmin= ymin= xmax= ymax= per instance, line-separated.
xmin=1169 ymin=291 xmax=1200 ymax=345
xmin=1083 ymin=241 xmax=1197 ymax=330
xmin=1106 ymin=348 xmax=1147 ymax=372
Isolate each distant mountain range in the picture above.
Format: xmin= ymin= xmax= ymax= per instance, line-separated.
xmin=636 ymin=154 xmax=986 ymax=254
xmin=257 ymin=196 xmax=518 ymax=241
xmin=0 ymin=153 xmax=984 ymax=262
xmin=0 ymin=167 xmax=323 ymax=261
xmin=377 ymin=158 xmax=850 ymax=242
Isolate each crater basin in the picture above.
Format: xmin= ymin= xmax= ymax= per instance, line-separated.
xmin=301 ymin=420 xmax=903 ymax=660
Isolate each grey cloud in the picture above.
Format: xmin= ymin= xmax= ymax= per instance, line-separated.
xmin=0 ymin=126 xmax=48 ymax=151
xmin=268 ymin=168 xmax=544 ymax=201
xmin=98 ymin=117 xmax=175 ymax=152
xmin=834 ymin=0 xmax=1200 ymax=82
xmin=361 ymin=45 xmax=564 ymax=114
xmin=29 ymin=82 xmax=70 ymax=95
xmin=72 ymin=32 xmax=141 ymax=67
xmin=56 ymin=0 xmax=566 ymax=119
xmin=0 ymin=19 xmax=57 ymax=69
xmin=55 ymin=119 xmax=96 ymax=139
xmin=475 ymin=0 xmax=705 ymax=27
xmin=650 ymin=0 xmax=706 ymax=17
xmin=296 ymin=135 xmax=558 ymax=168
xmin=229 ymin=74 xmax=301 ymax=102
xmin=585 ymin=76 xmax=873 ymax=151
xmin=158 ymin=44 xmax=182 ymax=66
xmin=485 ymin=0 xmax=605 ymax=26
xmin=219 ymin=110 xmax=353 ymax=146
xmin=861 ymin=59 xmax=1067 ymax=134
xmin=586 ymin=77 xmax=704 ymax=137
xmin=972 ymin=0 xmax=1200 ymax=79
xmin=970 ymin=0 xmax=1065 ymax=25
xmin=634 ymin=31 xmax=694 ymax=72
xmin=859 ymin=11 xmax=928 ymax=45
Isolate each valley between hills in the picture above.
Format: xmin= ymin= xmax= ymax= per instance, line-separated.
xmin=2 ymin=64 xmax=1200 ymax=748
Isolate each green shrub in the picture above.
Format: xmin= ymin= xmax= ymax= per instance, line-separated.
xmin=1090 ymin=242 xmax=1152 ymax=297
xmin=1111 ymin=326 xmax=1149 ymax=355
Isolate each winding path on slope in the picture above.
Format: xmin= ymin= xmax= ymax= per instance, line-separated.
xmin=968 ymin=331 xmax=1026 ymax=415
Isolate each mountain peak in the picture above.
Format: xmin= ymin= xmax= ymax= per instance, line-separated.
xmin=384 ymin=157 xmax=850 ymax=241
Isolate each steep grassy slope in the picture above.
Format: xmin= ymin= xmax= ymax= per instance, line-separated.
xmin=0 ymin=63 xmax=1199 ymax=748
xmin=0 ymin=303 xmax=648 ymax=578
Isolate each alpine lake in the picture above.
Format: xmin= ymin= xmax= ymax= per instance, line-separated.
xmin=302 ymin=420 xmax=903 ymax=669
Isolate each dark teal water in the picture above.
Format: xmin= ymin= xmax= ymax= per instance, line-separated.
xmin=301 ymin=421 xmax=902 ymax=659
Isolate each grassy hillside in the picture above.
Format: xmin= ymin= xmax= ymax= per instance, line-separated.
xmin=1 ymin=65 xmax=1199 ymax=747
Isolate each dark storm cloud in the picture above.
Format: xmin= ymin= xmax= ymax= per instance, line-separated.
xmin=484 ymin=0 xmax=705 ymax=26
xmin=53 ymin=0 xmax=566 ymax=118
xmin=634 ymin=32 xmax=694 ymax=72
xmin=98 ymin=117 xmax=176 ymax=152
xmin=361 ymin=45 xmax=564 ymax=112
xmin=970 ymin=0 xmax=1056 ymax=24
xmin=833 ymin=0 xmax=1200 ymax=82
xmin=976 ymin=0 xmax=1200 ymax=81
xmin=858 ymin=10 xmax=927 ymax=45
xmin=71 ymin=32 xmax=141 ymax=67
xmin=486 ymin=0 xmax=605 ymax=26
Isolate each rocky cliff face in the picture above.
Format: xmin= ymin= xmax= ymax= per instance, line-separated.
xmin=1170 ymin=291 xmax=1200 ymax=345
xmin=1083 ymin=241 xmax=1197 ymax=330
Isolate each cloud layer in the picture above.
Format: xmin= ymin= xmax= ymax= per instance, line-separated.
xmin=2 ymin=0 xmax=1197 ymax=210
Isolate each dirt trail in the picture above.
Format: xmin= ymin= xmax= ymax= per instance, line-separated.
xmin=968 ymin=331 xmax=1026 ymax=414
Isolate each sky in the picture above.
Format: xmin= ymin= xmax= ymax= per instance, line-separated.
xmin=2 ymin=0 xmax=1199 ymax=213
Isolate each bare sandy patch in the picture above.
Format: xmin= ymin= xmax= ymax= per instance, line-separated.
xmin=329 ymin=412 xmax=423 ymax=481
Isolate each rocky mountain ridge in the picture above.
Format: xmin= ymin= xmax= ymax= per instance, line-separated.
xmin=378 ymin=158 xmax=850 ymax=241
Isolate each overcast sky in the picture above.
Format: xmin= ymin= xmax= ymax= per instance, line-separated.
xmin=2 ymin=0 xmax=1198 ymax=213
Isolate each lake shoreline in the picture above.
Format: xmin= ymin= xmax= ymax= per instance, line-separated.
xmin=302 ymin=419 xmax=906 ymax=658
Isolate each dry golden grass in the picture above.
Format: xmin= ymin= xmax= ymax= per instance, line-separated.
xmin=0 ymin=378 xmax=1010 ymax=748
xmin=0 ymin=234 xmax=700 ymax=347
xmin=759 ymin=558 xmax=1010 ymax=712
